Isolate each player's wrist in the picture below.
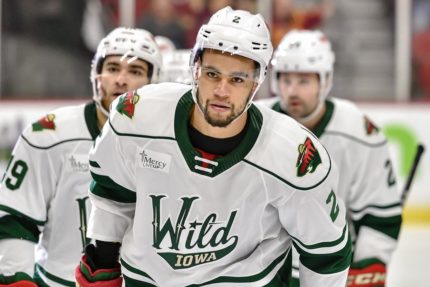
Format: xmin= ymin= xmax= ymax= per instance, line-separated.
xmin=0 ymin=272 xmax=37 ymax=287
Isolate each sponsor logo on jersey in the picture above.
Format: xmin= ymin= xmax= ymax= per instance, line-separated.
xmin=32 ymin=113 xmax=56 ymax=131
xmin=138 ymin=149 xmax=171 ymax=173
xmin=296 ymin=137 xmax=322 ymax=177
xmin=150 ymin=195 xmax=238 ymax=269
xmin=67 ymin=154 xmax=90 ymax=172
xmin=364 ymin=116 xmax=379 ymax=135
xmin=116 ymin=90 xmax=139 ymax=119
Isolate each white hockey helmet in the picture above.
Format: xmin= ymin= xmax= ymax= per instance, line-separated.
xmin=190 ymin=6 xmax=273 ymax=110
xmin=155 ymin=35 xmax=176 ymax=54
xmin=271 ymin=30 xmax=335 ymax=100
xmin=159 ymin=49 xmax=193 ymax=84
xmin=91 ymin=27 xmax=162 ymax=116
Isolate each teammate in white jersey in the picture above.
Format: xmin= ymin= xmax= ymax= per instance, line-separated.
xmin=262 ymin=30 xmax=402 ymax=287
xmin=0 ymin=27 xmax=162 ymax=287
xmin=75 ymin=7 xmax=352 ymax=287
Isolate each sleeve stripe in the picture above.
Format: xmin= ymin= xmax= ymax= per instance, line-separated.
xmin=352 ymin=214 xmax=402 ymax=239
xmin=0 ymin=205 xmax=45 ymax=225
xmin=0 ymin=214 xmax=41 ymax=243
xmin=290 ymin=225 xmax=347 ymax=250
xmin=294 ymin=232 xmax=352 ymax=274
xmin=350 ymin=202 xmax=402 ymax=214
xmin=89 ymin=178 xmax=136 ymax=203
xmin=89 ymin=160 xmax=101 ymax=168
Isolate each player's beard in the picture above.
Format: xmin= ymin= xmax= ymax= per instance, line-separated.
xmin=197 ymin=93 xmax=250 ymax=128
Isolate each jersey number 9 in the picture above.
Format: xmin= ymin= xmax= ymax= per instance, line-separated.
xmin=2 ymin=156 xmax=29 ymax=190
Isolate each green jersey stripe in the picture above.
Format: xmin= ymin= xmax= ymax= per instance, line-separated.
xmin=34 ymin=264 xmax=74 ymax=286
xmin=89 ymin=178 xmax=136 ymax=203
xmin=89 ymin=160 xmax=101 ymax=168
xmin=350 ymin=202 xmax=402 ymax=214
xmin=290 ymin=225 xmax=347 ymax=250
xmin=123 ymin=275 xmax=157 ymax=287
xmin=0 ymin=204 xmax=45 ymax=225
xmin=0 ymin=215 xmax=40 ymax=243
xmin=352 ymin=214 xmax=402 ymax=239
xmin=294 ymin=232 xmax=352 ymax=275
xmin=121 ymin=259 xmax=155 ymax=281
xmin=122 ymin=250 xmax=290 ymax=286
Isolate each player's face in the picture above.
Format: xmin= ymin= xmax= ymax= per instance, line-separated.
xmin=278 ymin=72 xmax=320 ymax=119
xmin=97 ymin=55 xmax=150 ymax=111
xmin=196 ymin=50 xmax=257 ymax=128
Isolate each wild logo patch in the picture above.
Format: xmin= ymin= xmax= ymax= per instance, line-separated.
xmin=150 ymin=195 xmax=238 ymax=269
xmin=32 ymin=114 xmax=56 ymax=131
xmin=296 ymin=137 xmax=322 ymax=177
xmin=116 ymin=90 xmax=140 ymax=119
xmin=364 ymin=116 xmax=379 ymax=135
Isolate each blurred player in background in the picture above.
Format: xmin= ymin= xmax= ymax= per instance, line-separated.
xmin=155 ymin=35 xmax=176 ymax=54
xmin=75 ymin=6 xmax=351 ymax=287
xmin=0 ymin=27 xmax=161 ymax=287
xmin=155 ymin=35 xmax=193 ymax=85
xmin=159 ymin=49 xmax=193 ymax=84
xmin=262 ymin=29 xmax=402 ymax=287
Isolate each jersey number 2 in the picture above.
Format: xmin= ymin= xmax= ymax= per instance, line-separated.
xmin=326 ymin=190 xmax=340 ymax=222
xmin=2 ymin=156 xmax=28 ymax=190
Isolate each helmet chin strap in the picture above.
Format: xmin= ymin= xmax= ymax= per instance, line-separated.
xmin=93 ymin=79 xmax=111 ymax=118
xmin=95 ymin=99 xmax=110 ymax=118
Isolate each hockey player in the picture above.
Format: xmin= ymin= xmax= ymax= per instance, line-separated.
xmin=159 ymin=49 xmax=193 ymax=84
xmin=263 ymin=30 xmax=402 ymax=287
xmin=75 ymin=7 xmax=352 ymax=287
xmin=0 ymin=27 xmax=162 ymax=286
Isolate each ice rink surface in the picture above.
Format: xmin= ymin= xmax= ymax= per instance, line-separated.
xmin=387 ymin=224 xmax=430 ymax=287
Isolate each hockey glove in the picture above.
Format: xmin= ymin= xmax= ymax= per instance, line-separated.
xmin=75 ymin=243 xmax=122 ymax=287
xmin=347 ymin=258 xmax=386 ymax=287
xmin=75 ymin=255 xmax=122 ymax=287
xmin=0 ymin=272 xmax=37 ymax=287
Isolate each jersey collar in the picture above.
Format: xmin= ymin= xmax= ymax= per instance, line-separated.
xmin=271 ymin=99 xmax=334 ymax=138
xmin=174 ymin=92 xmax=263 ymax=177
xmin=84 ymin=101 xmax=100 ymax=140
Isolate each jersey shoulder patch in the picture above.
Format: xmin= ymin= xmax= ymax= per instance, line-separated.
xmin=109 ymin=82 xmax=191 ymax=138
xmin=327 ymin=98 xmax=386 ymax=145
xmin=23 ymin=104 xmax=90 ymax=148
xmin=246 ymin=106 xmax=332 ymax=191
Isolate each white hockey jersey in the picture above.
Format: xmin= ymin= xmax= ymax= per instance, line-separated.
xmin=88 ymin=83 xmax=352 ymax=286
xmin=0 ymin=102 xmax=99 ymax=286
xmin=259 ymin=97 xmax=402 ymax=280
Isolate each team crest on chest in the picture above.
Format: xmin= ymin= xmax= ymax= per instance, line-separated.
xmin=150 ymin=195 xmax=238 ymax=269
xmin=116 ymin=90 xmax=140 ymax=119
xmin=32 ymin=113 xmax=56 ymax=131
xmin=364 ymin=116 xmax=379 ymax=135
xmin=296 ymin=137 xmax=322 ymax=177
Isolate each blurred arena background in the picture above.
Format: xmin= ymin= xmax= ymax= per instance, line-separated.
xmin=0 ymin=0 xmax=429 ymax=285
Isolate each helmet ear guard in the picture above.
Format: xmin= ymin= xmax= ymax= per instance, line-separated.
xmin=91 ymin=27 xmax=162 ymax=116
xmin=190 ymin=6 xmax=273 ymax=111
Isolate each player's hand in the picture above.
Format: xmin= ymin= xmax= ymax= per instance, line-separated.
xmin=0 ymin=273 xmax=38 ymax=287
xmin=347 ymin=259 xmax=386 ymax=287
xmin=75 ymin=255 xmax=122 ymax=287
